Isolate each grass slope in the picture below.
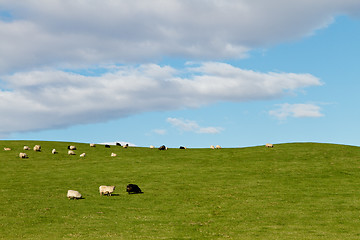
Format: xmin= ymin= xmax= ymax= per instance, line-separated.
xmin=0 ymin=141 xmax=360 ymax=239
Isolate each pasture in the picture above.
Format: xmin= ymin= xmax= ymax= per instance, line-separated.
xmin=0 ymin=141 xmax=360 ymax=239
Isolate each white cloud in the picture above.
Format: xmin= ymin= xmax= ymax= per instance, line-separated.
xmin=0 ymin=63 xmax=322 ymax=135
xmin=152 ymin=129 xmax=167 ymax=135
xmin=197 ymin=127 xmax=224 ymax=134
xmin=167 ymin=117 xmax=223 ymax=134
xmin=1 ymin=0 xmax=352 ymax=136
xmin=269 ymin=103 xmax=324 ymax=120
xmin=0 ymin=1 xmax=359 ymax=72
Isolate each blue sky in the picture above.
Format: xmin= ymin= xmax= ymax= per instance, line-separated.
xmin=0 ymin=1 xmax=359 ymax=148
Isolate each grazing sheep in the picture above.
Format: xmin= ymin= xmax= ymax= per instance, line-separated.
xmin=90 ymin=143 xmax=96 ymax=147
xmin=68 ymin=145 xmax=76 ymax=150
xmin=158 ymin=145 xmax=167 ymax=150
xmin=99 ymin=185 xmax=115 ymax=196
xmin=111 ymin=153 xmax=117 ymax=157
xmin=266 ymin=143 xmax=274 ymax=148
xmin=126 ymin=184 xmax=143 ymax=194
xmin=149 ymin=145 xmax=155 ymax=149
xmin=68 ymin=150 xmax=76 ymax=155
xmin=19 ymin=152 xmax=28 ymax=158
xmin=23 ymin=146 xmax=30 ymax=150
xmin=4 ymin=147 xmax=11 ymax=151
xmin=105 ymin=144 xmax=111 ymax=148
xmin=51 ymin=149 xmax=57 ymax=154
xmin=210 ymin=145 xmax=215 ymax=149
xmin=33 ymin=145 xmax=41 ymax=152
xmin=179 ymin=146 xmax=186 ymax=149
xmin=216 ymin=145 xmax=222 ymax=149
xmin=80 ymin=153 xmax=86 ymax=157
xmin=67 ymin=190 xmax=82 ymax=199
xmin=116 ymin=142 xmax=121 ymax=146
xmin=123 ymin=144 xmax=129 ymax=148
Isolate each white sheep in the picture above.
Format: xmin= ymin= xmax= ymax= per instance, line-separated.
xmin=210 ymin=145 xmax=215 ymax=149
xmin=90 ymin=143 xmax=96 ymax=147
xmin=33 ymin=145 xmax=41 ymax=152
xmin=266 ymin=143 xmax=274 ymax=148
xmin=19 ymin=152 xmax=28 ymax=158
xmin=51 ymin=149 xmax=57 ymax=154
xmin=99 ymin=185 xmax=116 ymax=196
xmin=67 ymin=190 xmax=82 ymax=199
xmin=4 ymin=147 xmax=11 ymax=151
xmin=111 ymin=153 xmax=117 ymax=157
xmin=23 ymin=146 xmax=30 ymax=150
xmin=68 ymin=150 xmax=76 ymax=155
xmin=80 ymin=153 xmax=86 ymax=157
xmin=216 ymin=145 xmax=222 ymax=149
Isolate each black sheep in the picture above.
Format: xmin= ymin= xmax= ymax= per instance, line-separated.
xmin=126 ymin=184 xmax=143 ymax=194
xmin=158 ymin=145 xmax=166 ymax=150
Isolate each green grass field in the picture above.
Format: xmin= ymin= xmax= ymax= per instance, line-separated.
xmin=1 ymin=141 xmax=360 ymax=239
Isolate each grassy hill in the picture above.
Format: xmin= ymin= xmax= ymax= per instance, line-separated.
xmin=0 ymin=141 xmax=359 ymax=239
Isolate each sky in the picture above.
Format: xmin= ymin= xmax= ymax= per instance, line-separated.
xmin=0 ymin=0 xmax=359 ymax=148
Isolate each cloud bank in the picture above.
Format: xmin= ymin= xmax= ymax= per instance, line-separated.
xmin=0 ymin=0 xmax=358 ymax=136
xmin=0 ymin=0 xmax=359 ymax=72
xmin=0 ymin=63 xmax=321 ymax=135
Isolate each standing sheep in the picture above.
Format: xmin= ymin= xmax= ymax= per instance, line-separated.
xmin=51 ymin=149 xmax=57 ymax=154
xmin=99 ymin=186 xmax=116 ymax=196
xmin=80 ymin=153 xmax=86 ymax=157
xmin=23 ymin=146 xmax=30 ymax=150
xmin=266 ymin=143 xmax=274 ymax=148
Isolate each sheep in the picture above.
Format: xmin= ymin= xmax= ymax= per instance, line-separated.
xmin=90 ymin=143 xmax=96 ymax=147
xmin=67 ymin=190 xmax=82 ymax=199
xmin=210 ymin=145 xmax=215 ymax=149
xmin=68 ymin=145 xmax=76 ymax=150
xmin=126 ymin=184 xmax=143 ymax=194
xmin=123 ymin=144 xmax=129 ymax=148
xmin=4 ymin=147 xmax=11 ymax=151
xmin=216 ymin=145 xmax=222 ymax=149
xmin=23 ymin=146 xmax=30 ymax=150
xmin=33 ymin=145 xmax=41 ymax=152
xmin=158 ymin=145 xmax=167 ymax=150
xmin=80 ymin=153 xmax=86 ymax=157
xmin=266 ymin=143 xmax=274 ymax=148
xmin=179 ymin=146 xmax=187 ymax=149
xmin=99 ymin=185 xmax=115 ymax=196
xmin=51 ymin=149 xmax=57 ymax=154
xmin=19 ymin=152 xmax=28 ymax=158
xmin=111 ymin=153 xmax=117 ymax=157
xmin=116 ymin=142 xmax=121 ymax=146
xmin=149 ymin=145 xmax=155 ymax=149
xmin=105 ymin=145 xmax=111 ymax=148
xmin=68 ymin=150 xmax=76 ymax=155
